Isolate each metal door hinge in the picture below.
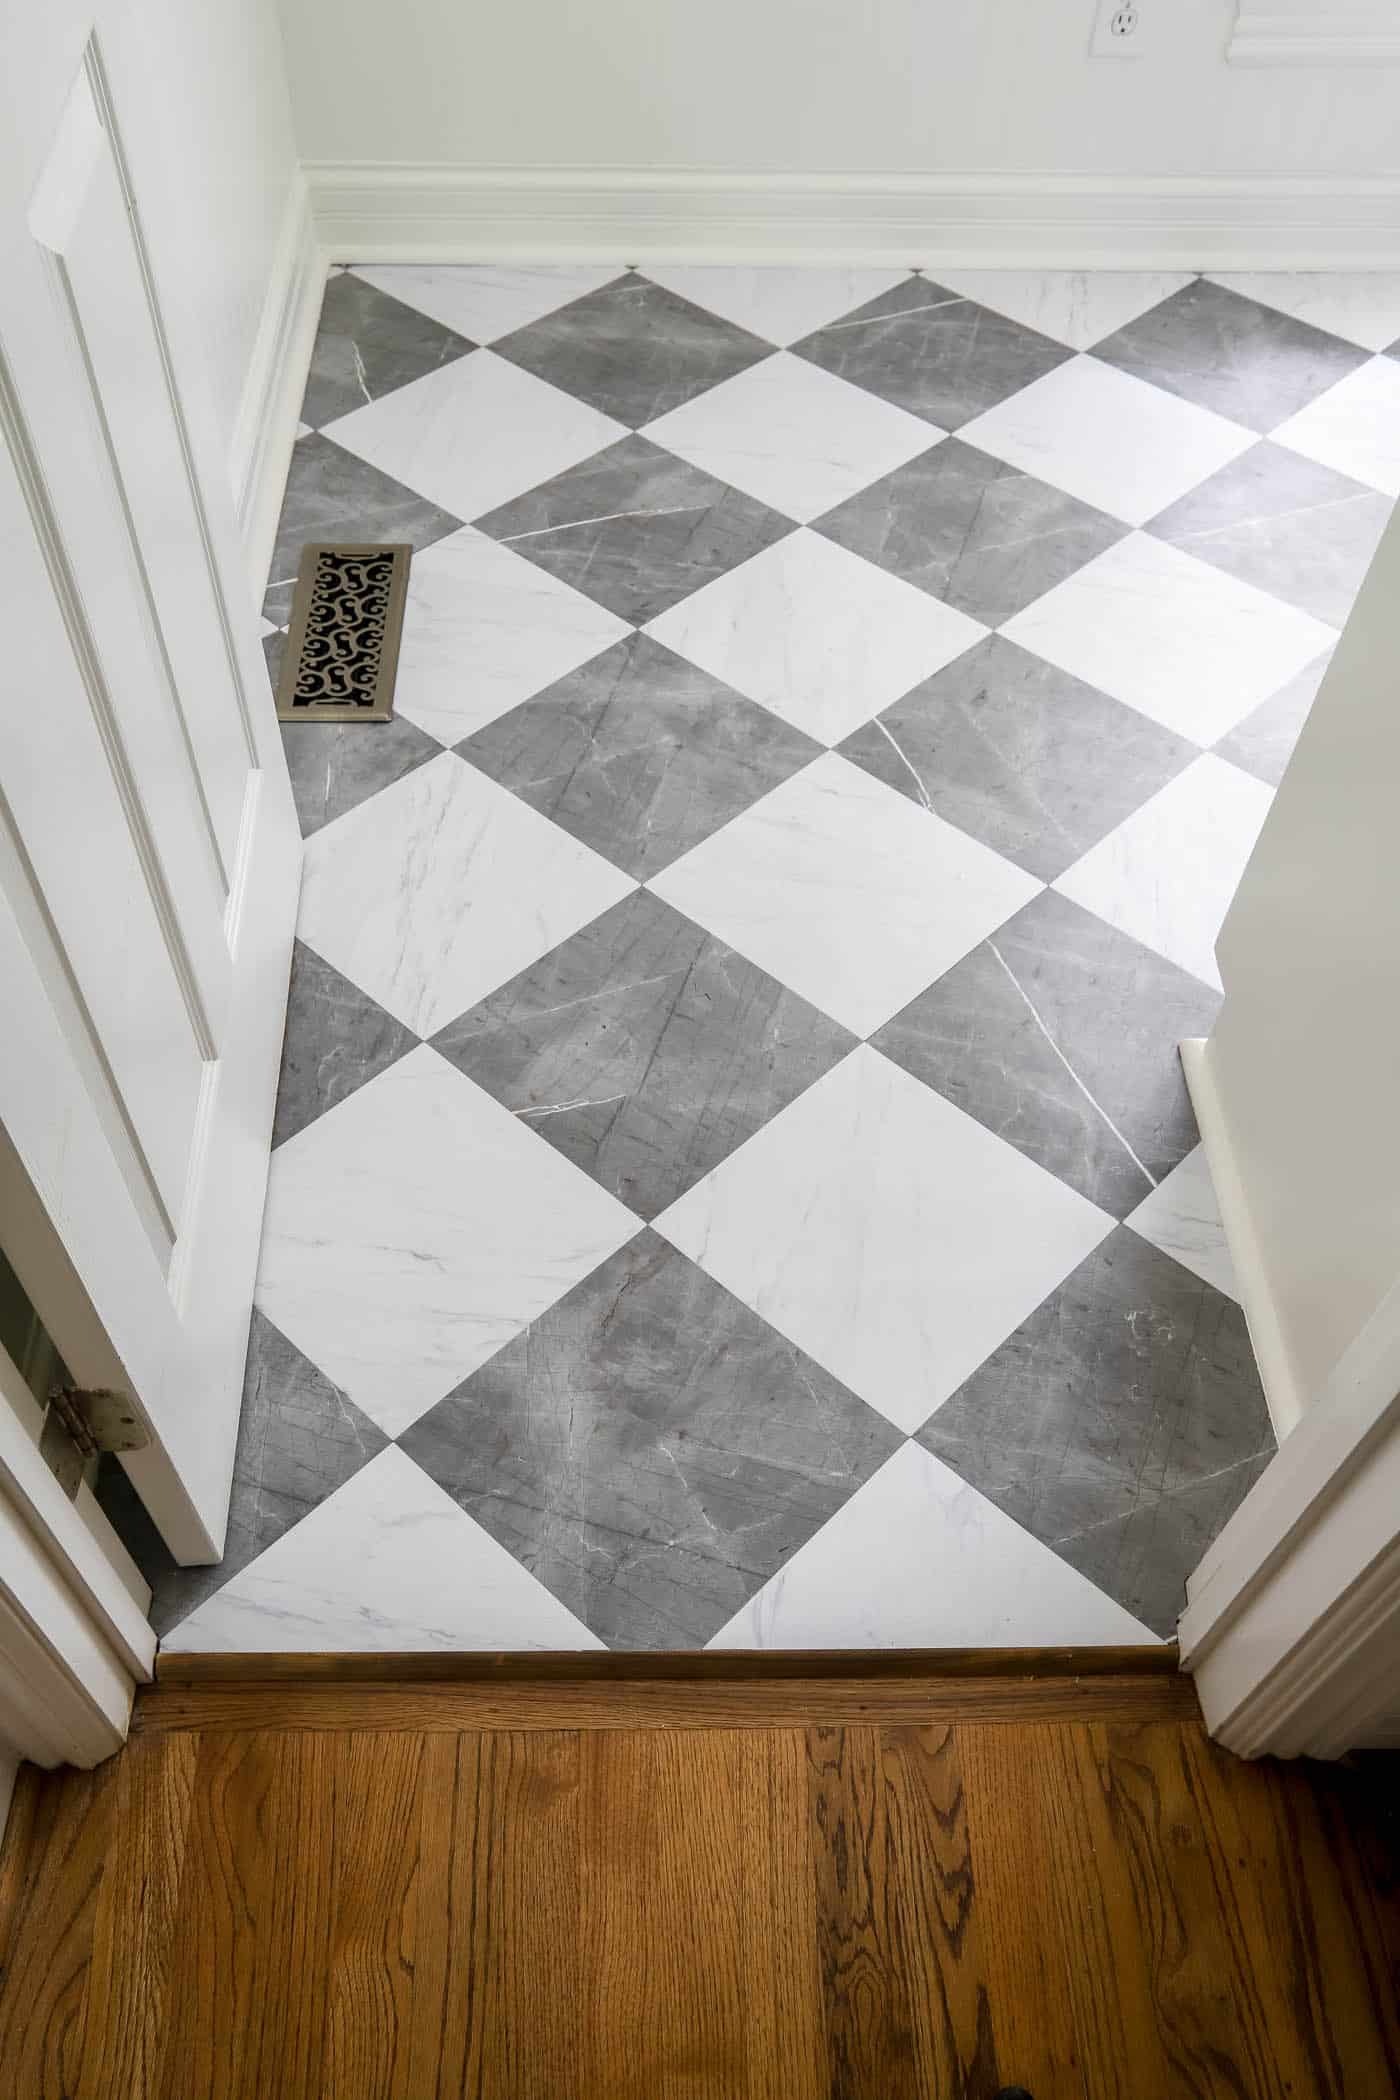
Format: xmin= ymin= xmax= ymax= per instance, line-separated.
xmin=39 ymin=1386 xmax=147 ymax=1498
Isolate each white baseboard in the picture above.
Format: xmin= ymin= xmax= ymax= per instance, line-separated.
xmin=229 ymin=174 xmax=327 ymax=597
xmin=306 ymin=164 xmax=1400 ymax=270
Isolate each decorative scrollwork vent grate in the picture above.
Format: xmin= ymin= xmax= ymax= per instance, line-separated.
xmin=276 ymin=543 xmax=412 ymax=723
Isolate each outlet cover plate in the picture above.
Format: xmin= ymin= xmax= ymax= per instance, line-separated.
xmin=1090 ymin=0 xmax=1147 ymax=58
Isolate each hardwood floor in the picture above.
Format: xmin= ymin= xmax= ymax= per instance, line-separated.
xmin=1 ymin=1664 xmax=1397 ymax=2098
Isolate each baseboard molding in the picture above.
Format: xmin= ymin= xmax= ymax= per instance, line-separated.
xmin=1180 ymin=1037 xmax=1307 ymax=1440
xmin=229 ymin=174 xmax=326 ymax=597
xmin=306 ymin=164 xmax=1400 ymax=269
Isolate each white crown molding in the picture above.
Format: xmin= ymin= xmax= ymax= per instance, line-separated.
xmin=1228 ymin=2 xmax=1400 ymax=64
xmin=306 ymin=164 xmax=1400 ymax=270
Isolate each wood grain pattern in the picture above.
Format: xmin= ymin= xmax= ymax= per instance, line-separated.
xmin=1 ymin=1679 xmax=1397 ymax=2099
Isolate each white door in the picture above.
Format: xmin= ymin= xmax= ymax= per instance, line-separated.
xmin=0 ymin=12 xmax=300 ymax=1562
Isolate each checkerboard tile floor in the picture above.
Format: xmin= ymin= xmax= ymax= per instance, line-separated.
xmin=106 ymin=265 xmax=1400 ymax=1651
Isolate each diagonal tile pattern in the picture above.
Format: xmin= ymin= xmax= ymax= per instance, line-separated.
xmin=121 ymin=263 xmax=1399 ymax=1653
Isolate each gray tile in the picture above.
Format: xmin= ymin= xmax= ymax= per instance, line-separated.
xmin=1146 ymin=441 xmax=1389 ymax=626
xmin=1214 ymin=652 xmax=1332 ymax=788
xmin=95 ymin=1311 xmax=389 ymax=1638
xmin=839 ymin=636 xmax=1194 ymax=883
xmin=472 ymin=433 xmax=794 ymax=621
xmin=262 ymin=433 xmax=463 ymax=625
xmin=918 ymin=1227 xmax=1272 ymax=1637
xmin=273 ymin=940 xmax=420 ymax=1148
xmin=431 ymin=888 xmax=855 ymax=1219
xmin=813 ymin=438 xmax=1127 ymax=624
xmin=458 ymin=633 xmax=820 ymax=879
xmin=792 ymin=276 xmax=1072 ymax=430
xmin=872 ymin=889 xmax=1219 ymax=1218
xmin=299 ymin=272 xmax=475 ymax=429
xmin=279 ymin=711 xmax=445 ymax=838
xmin=399 ymin=1229 xmax=901 ymax=1649
xmin=1092 ymin=280 xmax=1368 ymax=435
xmin=490 ymin=271 xmax=774 ymax=428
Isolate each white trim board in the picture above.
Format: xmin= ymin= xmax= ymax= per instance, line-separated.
xmin=1228 ymin=4 xmax=1400 ymax=64
xmin=306 ymin=166 xmax=1400 ymax=270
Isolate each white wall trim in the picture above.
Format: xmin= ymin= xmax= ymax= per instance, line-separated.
xmin=229 ymin=170 xmax=326 ymax=596
xmin=306 ymin=164 xmax=1400 ymax=270
xmin=1228 ymin=4 xmax=1400 ymax=65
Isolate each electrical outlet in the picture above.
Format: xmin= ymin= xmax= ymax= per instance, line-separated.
xmin=1090 ymin=0 xmax=1145 ymax=57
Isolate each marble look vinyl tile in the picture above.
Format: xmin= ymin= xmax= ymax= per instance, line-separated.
xmin=390 ymin=527 xmax=629 ymax=745
xmin=162 ymin=1446 xmax=604 ymax=1653
xmin=432 ymin=888 xmax=856 ymax=1219
xmin=871 ymin=888 xmax=1220 ymax=1219
xmin=261 ymin=433 xmax=464 ymax=626
xmin=271 ymin=940 xmax=420 ymax=1148
xmin=400 ymin=1230 xmax=902 ymax=1650
xmin=297 ymin=753 xmax=634 ymax=1039
xmin=1271 ymin=355 xmax=1400 ymax=498
xmin=457 ymin=633 xmax=821 ymax=881
xmin=1092 ymin=278 xmax=1368 ymax=434
xmin=839 ymin=636 xmax=1193 ymax=883
xmin=348 ymin=263 xmax=622 ymax=345
xmin=490 ymin=272 xmax=773 ymax=428
xmin=815 ymin=441 xmax=1128 ymax=630
xmin=649 ymin=753 xmax=1040 ymax=1039
xmin=472 ymin=434 xmax=795 ymax=624
xmin=656 ymin=1046 xmax=1112 ymax=1433
xmin=960 ymin=355 xmax=1255 ymax=527
xmin=638 ymin=266 xmax=914 ymax=347
xmin=1054 ymin=755 xmax=1274 ymax=991
xmin=792 ymin=275 xmax=1072 ymax=430
xmin=708 ymin=1442 xmax=1155 ymax=1648
xmin=644 ymin=529 xmax=986 ymax=748
xmin=1214 ymin=651 xmax=1332 ymax=788
xmin=1001 ymin=532 xmax=1339 ymax=746
xmin=322 ymin=349 xmax=626 ymax=525
xmin=298 ymin=271 xmax=474 ymax=429
xmin=642 ymin=352 xmax=936 ymax=523
xmin=255 ymin=1046 xmax=640 ymax=1435
xmin=1209 ymin=271 xmax=1400 ymax=353
xmin=1146 ymin=441 xmax=1389 ymax=628
xmin=918 ymin=1227 xmax=1272 ymax=1636
xmin=1127 ymin=1145 xmax=1238 ymax=1300
xmin=932 ymin=269 xmax=1197 ymax=351
xmin=279 ymin=711 xmax=445 ymax=839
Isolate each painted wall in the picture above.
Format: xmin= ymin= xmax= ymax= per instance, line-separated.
xmin=276 ymin=0 xmax=1398 ymax=177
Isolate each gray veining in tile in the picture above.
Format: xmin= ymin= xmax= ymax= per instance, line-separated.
xmin=839 ymin=636 xmax=1193 ymax=882
xmin=1092 ymin=279 xmax=1368 ymax=435
xmin=298 ymin=272 xmax=475 ymax=429
xmin=273 ymin=940 xmax=420 ymax=1148
xmin=472 ymin=433 xmax=795 ymax=622
xmin=279 ymin=712 xmax=445 ymax=839
xmin=431 ymin=888 xmax=855 ymax=1219
xmin=792 ymin=276 xmax=1073 ymax=430
xmin=262 ymin=433 xmax=463 ymax=625
xmin=399 ymin=1229 xmax=902 ymax=1649
xmin=872 ymin=889 xmax=1219 ymax=1218
xmin=457 ymin=633 xmax=819 ymax=879
xmin=491 ymin=271 xmax=774 ymax=428
xmin=813 ymin=438 xmax=1127 ymax=624
xmin=1146 ymin=441 xmax=1389 ymax=627
xmin=918 ymin=1226 xmax=1273 ymax=1636
xmin=1214 ymin=651 xmax=1332 ymax=788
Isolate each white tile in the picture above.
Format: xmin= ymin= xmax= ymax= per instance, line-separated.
xmin=349 ymin=263 xmax=621 ymax=344
xmin=640 ymin=265 xmax=913 ymax=347
xmin=1127 ymin=1145 xmax=1239 ymax=1301
xmin=649 ymin=754 xmax=1040 ymax=1037
xmin=643 ymin=352 xmax=937 ymax=523
xmin=323 ymin=349 xmax=625 ymax=522
xmin=708 ymin=1443 xmax=1156 ymax=1648
xmin=644 ymin=529 xmax=985 ymax=746
xmin=299 ymin=753 xmax=635 ymax=1036
xmin=1001 ymin=532 xmax=1338 ymax=746
xmin=256 ymin=1049 xmax=639 ymax=1435
xmin=1209 ymin=272 xmax=1400 ymax=353
xmin=1055 ymin=755 xmax=1273 ymax=991
xmin=393 ymin=527 xmax=628 ymax=744
xmin=295 ymin=420 xmax=313 ymax=439
xmin=961 ymin=354 xmax=1255 ymax=525
xmin=657 ymin=1046 xmax=1111 ymax=1432
xmin=935 ymin=269 xmax=1195 ymax=351
xmin=259 ymin=615 xmax=279 ymax=638
xmin=163 ymin=1447 xmax=604 ymax=1652
xmin=1272 ymin=355 xmax=1400 ymax=497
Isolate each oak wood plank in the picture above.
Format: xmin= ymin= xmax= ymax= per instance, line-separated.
xmin=323 ymin=1731 xmax=425 ymax=2099
xmin=0 ymin=1761 xmax=112 ymax=2099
